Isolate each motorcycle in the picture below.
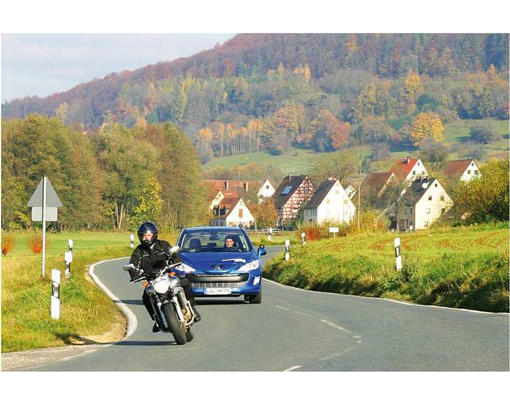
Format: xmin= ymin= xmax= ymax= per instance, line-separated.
xmin=122 ymin=262 xmax=197 ymax=345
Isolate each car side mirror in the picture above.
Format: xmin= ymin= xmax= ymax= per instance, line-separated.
xmin=170 ymin=245 xmax=180 ymax=254
xmin=122 ymin=263 xmax=136 ymax=271
xmin=257 ymin=244 xmax=267 ymax=257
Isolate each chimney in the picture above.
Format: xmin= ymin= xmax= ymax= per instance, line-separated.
xmin=244 ymin=182 xmax=248 ymax=191
xmin=404 ymin=156 xmax=409 ymax=164
xmin=224 ymin=180 xmax=229 ymax=191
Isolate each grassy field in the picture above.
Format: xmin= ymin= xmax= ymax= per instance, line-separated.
xmin=1 ymin=230 xmax=137 ymax=353
xmin=202 ymin=119 xmax=509 ymax=175
xmin=264 ymin=223 xmax=509 ymax=312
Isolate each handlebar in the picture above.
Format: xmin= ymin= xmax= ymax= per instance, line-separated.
xmin=127 ymin=262 xmax=183 ymax=283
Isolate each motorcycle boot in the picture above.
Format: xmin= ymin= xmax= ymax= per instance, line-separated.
xmin=192 ymin=304 xmax=201 ymax=322
xmin=152 ymin=322 xmax=160 ymax=332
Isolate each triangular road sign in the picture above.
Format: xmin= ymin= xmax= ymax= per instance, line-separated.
xmin=27 ymin=178 xmax=63 ymax=207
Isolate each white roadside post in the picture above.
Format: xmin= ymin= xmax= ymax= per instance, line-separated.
xmin=64 ymin=239 xmax=73 ymax=279
xmin=130 ymin=234 xmax=135 ymax=249
xmin=51 ymin=269 xmax=61 ymax=319
xmin=267 ymin=227 xmax=272 ymax=241
xmin=329 ymin=226 xmax=339 ymax=238
xmin=284 ymin=239 xmax=290 ymax=261
xmin=394 ymin=237 xmax=402 ymax=271
xmin=301 ymin=232 xmax=306 ymax=245
xmin=42 ymin=177 xmax=47 ymax=278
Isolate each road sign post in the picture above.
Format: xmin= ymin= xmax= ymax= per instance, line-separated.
xmin=27 ymin=177 xmax=63 ymax=278
xmin=268 ymin=227 xmax=272 ymax=241
xmin=301 ymin=232 xmax=306 ymax=245
xmin=329 ymin=227 xmax=339 ymax=238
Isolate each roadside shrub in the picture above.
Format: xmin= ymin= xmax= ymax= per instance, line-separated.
xmin=28 ymin=235 xmax=50 ymax=254
xmin=2 ymin=235 xmax=16 ymax=255
xmin=348 ymin=210 xmax=390 ymax=233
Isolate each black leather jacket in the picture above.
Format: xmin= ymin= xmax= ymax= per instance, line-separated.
xmin=129 ymin=239 xmax=181 ymax=280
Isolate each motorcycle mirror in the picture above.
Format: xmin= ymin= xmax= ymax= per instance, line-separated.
xmin=122 ymin=263 xmax=136 ymax=271
xmin=170 ymin=245 xmax=180 ymax=254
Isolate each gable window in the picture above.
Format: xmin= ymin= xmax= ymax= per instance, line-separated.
xmin=238 ymin=209 xmax=243 ymax=219
xmin=428 ymin=195 xmax=432 ymax=201
xmin=412 ymin=170 xmax=416 ymax=175
xmin=475 ymin=170 xmax=479 ymax=175
xmin=440 ymin=195 xmax=445 ymax=201
xmin=266 ymin=185 xmax=270 ymax=190
xmin=426 ymin=208 xmax=431 ymax=214
xmin=467 ymin=170 xmax=471 ymax=175
xmin=435 ymin=183 xmax=438 ymax=187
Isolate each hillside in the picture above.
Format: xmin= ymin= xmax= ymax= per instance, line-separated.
xmin=2 ymin=34 xmax=508 ymax=165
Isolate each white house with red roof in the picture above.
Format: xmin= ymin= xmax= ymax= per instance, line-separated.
xmin=389 ymin=156 xmax=428 ymax=184
xmin=444 ymin=159 xmax=481 ymax=182
xmin=303 ymin=178 xmax=355 ymax=225
xmin=210 ymin=197 xmax=255 ymax=228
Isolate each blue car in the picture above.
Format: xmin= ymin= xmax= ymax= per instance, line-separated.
xmin=175 ymin=226 xmax=266 ymax=303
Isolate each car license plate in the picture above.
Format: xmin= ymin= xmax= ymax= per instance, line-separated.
xmin=205 ymin=287 xmax=232 ymax=295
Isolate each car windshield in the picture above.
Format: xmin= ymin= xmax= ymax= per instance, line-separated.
xmin=180 ymin=230 xmax=252 ymax=253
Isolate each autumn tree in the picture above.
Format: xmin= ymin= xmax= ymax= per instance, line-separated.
xmin=403 ymin=71 xmax=422 ymax=113
xmin=453 ymin=159 xmax=509 ymax=223
xmin=309 ymin=109 xmax=350 ymax=151
xmin=249 ymin=198 xmax=278 ymax=229
xmin=410 ymin=112 xmax=444 ymax=145
xmin=128 ymin=175 xmax=163 ymax=229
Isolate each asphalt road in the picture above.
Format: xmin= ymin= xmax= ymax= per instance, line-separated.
xmin=27 ymin=246 xmax=509 ymax=371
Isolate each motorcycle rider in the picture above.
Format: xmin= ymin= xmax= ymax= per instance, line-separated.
xmin=128 ymin=221 xmax=201 ymax=332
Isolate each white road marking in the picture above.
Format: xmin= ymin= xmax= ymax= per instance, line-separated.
xmin=89 ymin=256 xmax=138 ymax=339
xmin=294 ymin=311 xmax=314 ymax=318
xmin=321 ymin=319 xmax=355 ymax=335
xmin=275 ymin=305 xmax=290 ymax=311
xmin=283 ymin=365 xmax=301 ymax=372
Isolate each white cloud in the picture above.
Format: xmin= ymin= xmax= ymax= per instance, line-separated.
xmin=2 ymin=33 xmax=235 ymax=102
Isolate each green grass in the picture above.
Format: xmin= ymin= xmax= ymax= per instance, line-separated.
xmin=1 ymin=230 xmax=138 ymax=353
xmin=203 ymin=147 xmax=339 ymax=175
xmin=263 ymin=223 xmax=509 ymax=312
xmin=441 ymin=118 xmax=509 ymax=160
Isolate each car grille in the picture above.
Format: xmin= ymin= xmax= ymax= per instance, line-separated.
xmin=191 ymin=281 xmax=246 ymax=289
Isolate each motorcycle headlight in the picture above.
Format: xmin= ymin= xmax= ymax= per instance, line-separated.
xmin=238 ymin=260 xmax=260 ymax=272
xmin=178 ymin=262 xmax=196 ymax=274
xmin=153 ymin=277 xmax=171 ymax=294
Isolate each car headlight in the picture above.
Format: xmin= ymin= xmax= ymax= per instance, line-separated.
xmin=238 ymin=260 xmax=260 ymax=272
xmin=178 ymin=263 xmax=196 ymax=274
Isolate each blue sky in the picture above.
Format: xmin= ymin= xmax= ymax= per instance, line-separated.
xmin=1 ymin=34 xmax=235 ymax=103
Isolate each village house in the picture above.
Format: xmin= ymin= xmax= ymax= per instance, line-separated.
xmin=444 ymin=159 xmax=481 ymax=182
xmin=274 ymin=174 xmax=315 ymax=226
xmin=210 ymin=197 xmax=255 ymax=228
xmin=303 ymin=178 xmax=356 ymax=225
xmin=363 ymin=171 xmax=397 ymax=198
xmin=390 ymin=156 xmax=428 ymax=184
xmin=256 ymin=179 xmax=276 ymax=201
xmin=396 ymin=177 xmax=453 ymax=231
xmin=204 ymin=179 xmax=273 ymax=208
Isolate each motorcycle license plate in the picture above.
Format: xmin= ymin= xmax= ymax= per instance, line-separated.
xmin=204 ymin=287 xmax=232 ymax=295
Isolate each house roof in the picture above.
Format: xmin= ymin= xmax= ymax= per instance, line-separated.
xmin=400 ymin=177 xmax=437 ymax=205
xmin=203 ymin=179 xmax=262 ymax=198
xmin=214 ymin=197 xmax=242 ymax=219
xmin=363 ymin=171 xmax=395 ymax=194
xmin=305 ymin=179 xmax=337 ymax=209
xmin=444 ymin=160 xmax=474 ymax=176
xmin=390 ymin=157 xmax=419 ymax=181
xmin=273 ymin=175 xmax=309 ymax=209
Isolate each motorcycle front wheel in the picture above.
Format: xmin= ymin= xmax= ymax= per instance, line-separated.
xmin=162 ymin=303 xmax=187 ymax=345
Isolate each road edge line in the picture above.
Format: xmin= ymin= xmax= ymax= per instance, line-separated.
xmin=88 ymin=256 xmax=138 ymax=340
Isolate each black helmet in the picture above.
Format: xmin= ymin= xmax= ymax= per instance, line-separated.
xmin=137 ymin=221 xmax=158 ymax=247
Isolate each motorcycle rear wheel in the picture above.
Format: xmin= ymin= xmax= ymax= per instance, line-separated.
xmin=162 ymin=303 xmax=187 ymax=345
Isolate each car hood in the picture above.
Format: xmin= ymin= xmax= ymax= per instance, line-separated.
xmin=180 ymin=251 xmax=257 ymax=273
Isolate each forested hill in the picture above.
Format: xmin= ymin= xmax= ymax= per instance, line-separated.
xmin=2 ymin=33 xmax=508 ymax=162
